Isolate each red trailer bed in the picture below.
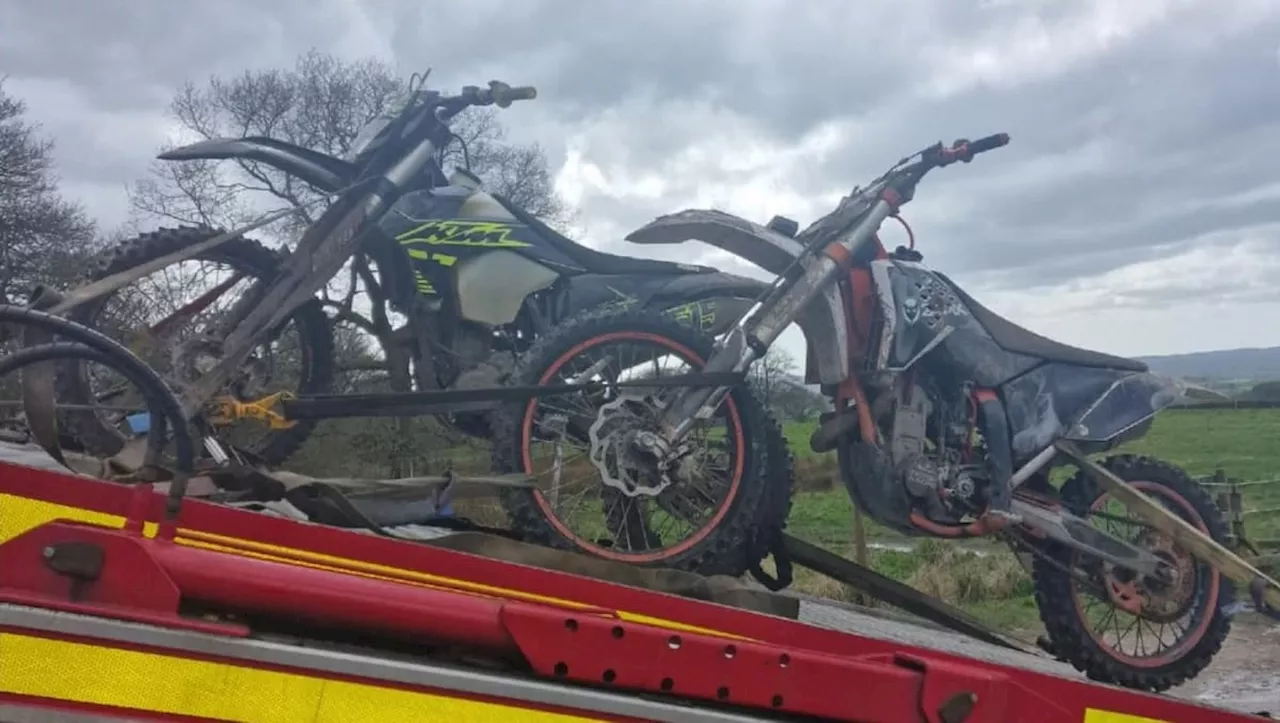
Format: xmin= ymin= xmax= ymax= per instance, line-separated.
xmin=0 ymin=458 xmax=1269 ymax=722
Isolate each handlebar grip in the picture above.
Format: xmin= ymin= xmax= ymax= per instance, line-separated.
xmin=968 ymin=133 xmax=1010 ymax=154
xmin=488 ymin=82 xmax=537 ymax=108
xmin=504 ymin=86 xmax=537 ymax=102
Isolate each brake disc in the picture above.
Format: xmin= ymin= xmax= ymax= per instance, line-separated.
xmin=587 ymin=394 xmax=670 ymax=498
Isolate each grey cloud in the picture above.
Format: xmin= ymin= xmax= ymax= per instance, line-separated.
xmin=4 ymin=0 xmax=1280 ymax=317
xmin=780 ymin=11 xmax=1280 ymax=292
xmin=0 ymin=0 xmax=346 ymax=226
xmin=378 ymin=0 xmax=1010 ymax=141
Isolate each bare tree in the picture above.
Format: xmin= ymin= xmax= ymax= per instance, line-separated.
xmin=748 ymin=347 xmax=797 ymax=408
xmin=0 ymin=79 xmax=99 ymax=429
xmin=0 ymin=79 xmax=97 ymax=303
xmin=745 ymin=346 xmax=826 ymax=421
xmin=128 ymin=49 xmax=569 ymax=231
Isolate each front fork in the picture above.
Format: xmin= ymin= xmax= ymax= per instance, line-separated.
xmin=178 ymin=138 xmax=440 ymax=419
xmin=638 ymin=200 xmax=897 ymax=463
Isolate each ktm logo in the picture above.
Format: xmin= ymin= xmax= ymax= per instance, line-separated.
xmin=396 ymin=220 xmax=531 ymax=248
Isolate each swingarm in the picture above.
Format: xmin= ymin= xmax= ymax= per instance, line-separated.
xmin=1058 ymin=441 xmax=1280 ymax=618
xmin=1008 ymin=439 xmax=1280 ymax=616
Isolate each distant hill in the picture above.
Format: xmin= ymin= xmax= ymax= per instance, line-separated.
xmin=1139 ymin=347 xmax=1280 ymax=382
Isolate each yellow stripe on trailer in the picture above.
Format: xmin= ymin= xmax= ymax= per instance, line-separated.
xmin=0 ymin=632 xmax=604 ymax=722
xmin=1084 ymin=709 xmax=1170 ymax=723
xmin=0 ymin=493 xmax=156 ymax=542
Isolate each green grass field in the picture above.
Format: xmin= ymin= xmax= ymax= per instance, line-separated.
xmin=786 ymin=407 xmax=1280 ymax=545
xmin=780 ymin=407 xmax=1280 ymax=634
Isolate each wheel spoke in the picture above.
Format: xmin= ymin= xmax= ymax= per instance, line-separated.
xmin=1035 ymin=463 xmax=1231 ymax=691
xmin=499 ymin=318 xmax=768 ymax=571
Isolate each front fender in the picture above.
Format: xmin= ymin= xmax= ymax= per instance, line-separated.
xmin=626 ymin=209 xmax=850 ymax=385
xmin=158 ymin=137 xmax=355 ymax=194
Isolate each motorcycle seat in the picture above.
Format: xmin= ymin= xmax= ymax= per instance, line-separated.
xmin=493 ymin=195 xmax=715 ymax=276
xmin=939 ymin=275 xmax=1148 ymax=373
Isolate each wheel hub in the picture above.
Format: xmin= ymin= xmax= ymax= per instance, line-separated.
xmin=1138 ymin=535 xmax=1197 ymax=622
xmin=173 ymin=334 xmax=269 ymax=396
xmin=1100 ymin=533 xmax=1196 ymax=621
xmin=588 ymin=394 xmax=671 ymax=497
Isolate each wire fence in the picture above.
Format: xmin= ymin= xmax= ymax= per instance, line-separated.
xmin=1198 ymin=469 xmax=1280 ymax=568
xmin=1170 ymin=400 xmax=1280 ymax=410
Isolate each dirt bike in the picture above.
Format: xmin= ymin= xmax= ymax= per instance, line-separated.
xmin=56 ymin=81 xmax=773 ymax=467
xmin=486 ymin=134 xmax=1236 ymax=692
xmin=47 ymin=75 xmax=796 ymax=583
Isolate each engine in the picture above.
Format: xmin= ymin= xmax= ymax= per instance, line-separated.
xmin=888 ymin=382 xmax=989 ymax=520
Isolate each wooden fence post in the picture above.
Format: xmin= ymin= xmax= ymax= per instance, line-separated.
xmin=852 ymin=503 xmax=871 ymax=606
xmin=1212 ymin=469 xmax=1234 ymax=545
xmin=1226 ymin=473 xmax=1247 ymax=544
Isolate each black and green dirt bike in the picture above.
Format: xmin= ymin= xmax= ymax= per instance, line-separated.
xmin=54 ymin=77 xmax=795 ymax=583
xmin=57 ymin=100 xmax=776 ymax=459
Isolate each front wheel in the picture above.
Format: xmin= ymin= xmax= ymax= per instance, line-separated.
xmin=490 ymin=308 xmax=781 ymax=577
xmin=1032 ymin=455 xmax=1234 ymax=691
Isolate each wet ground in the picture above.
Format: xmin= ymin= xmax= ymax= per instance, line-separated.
xmin=1175 ymin=615 xmax=1280 ymax=714
xmin=1 ymin=439 xmax=1277 ymax=716
xmin=796 ymin=595 xmax=1280 ymax=716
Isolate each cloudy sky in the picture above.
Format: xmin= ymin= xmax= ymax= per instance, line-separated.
xmin=4 ymin=0 xmax=1280 ymax=365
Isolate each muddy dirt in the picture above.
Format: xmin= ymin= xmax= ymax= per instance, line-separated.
xmin=1174 ymin=614 xmax=1280 ymax=715
xmin=797 ymin=592 xmax=1280 ymax=716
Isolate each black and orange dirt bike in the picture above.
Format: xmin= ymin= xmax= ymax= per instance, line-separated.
xmin=485 ymin=131 xmax=1262 ymax=692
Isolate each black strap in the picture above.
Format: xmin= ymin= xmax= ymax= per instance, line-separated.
xmin=288 ymin=482 xmax=525 ymax=542
xmin=1251 ymin=577 xmax=1280 ymax=621
xmin=747 ymin=527 xmax=793 ymax=592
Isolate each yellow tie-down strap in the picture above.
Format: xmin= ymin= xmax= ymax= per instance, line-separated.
xmin=0 ymin=631 xmax=606 ymax=722
xmin=0 ymin=492 xmax=745 ymax=641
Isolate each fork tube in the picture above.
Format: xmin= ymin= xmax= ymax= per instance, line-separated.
xmin=654 ymin=199 xmax=896 ymax=446
xmin=653 ymin=254 xmax=839 ymax=444
xmin=753 ymin=199 xmax=895 ymax=342
xmin=180 ymin=137 xmax=440 ymax=417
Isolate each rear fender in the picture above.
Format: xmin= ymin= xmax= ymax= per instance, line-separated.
xmin=558 ymin=272 xmax=761 ymax=337
xmin=639 ymin=272 xmax=766 ymax=337
xmin=626 ymin=209 xmax=850 ymax=385
xmin=158 ymin=137 xmax=355 ymax=194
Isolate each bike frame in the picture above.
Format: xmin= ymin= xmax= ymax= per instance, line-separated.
xmin=156 ymin=84 xmax=533 ymax=421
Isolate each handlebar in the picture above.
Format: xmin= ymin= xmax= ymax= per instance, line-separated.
xmin=488 ymin=82 xmax=538 ymax=107
xmin=888 ymin=132 xmax=1010 ymax=195
xmin=932 ymin=133 xmax=1010 ymax=167
xmin=793 ymin=132 xmax=1010 ymax=248
xmin=459 ymin=80 xmax=538 ymax=108
xmin=437 ymin=80 xmax=538 ymax=120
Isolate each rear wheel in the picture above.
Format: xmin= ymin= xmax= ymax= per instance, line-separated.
xmin=491 ymin=308 xmax=780 ymax=576
xmin=58 ymin=226 xmax=335 ymax=467
xmin=1031 ymin=455 xmax=1233 ymax=691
